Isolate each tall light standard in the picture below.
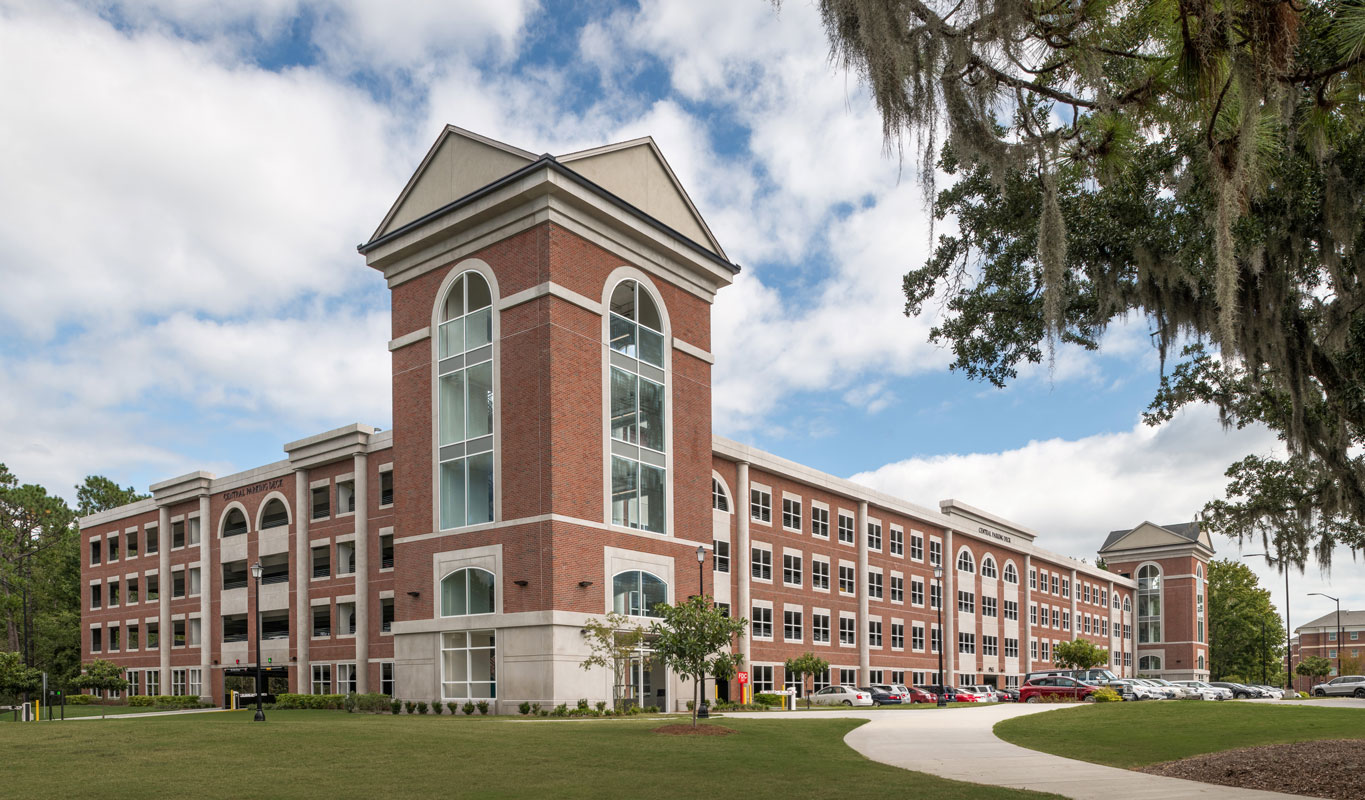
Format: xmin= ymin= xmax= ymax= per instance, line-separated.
xmin=696 ymin=544 xmax=708 ymax=717
xmin=251 ymin=560 xmax=265 ymax=722
xmin=1308 ymin=592 xmax=1341 ymax=677
xmin=1245 ymin=553 xmax=1292 ymax=691
xmin=934 ymin=565 xmax=945 ymax=707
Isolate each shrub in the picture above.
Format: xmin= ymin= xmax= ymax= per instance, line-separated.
xmin=126 ymin=696 xmax=153 ymax=707
xmin=417 ymin=701 xmax=428 ymax=715
xmin=66 ymin=694 xmax=96 ymax=705
xmin=552 ymin=703 xmax=569 ymax=717
xmin=754 ymin=693 xmax=782 ymax=707
xmin=405 ymin=701 xmax=416 ymax=714
xmin=1092 ymin=688 xmax=1122 ymax=703
xmin=447 ymin=701 xmax=459 ymax=715
xmin=538 ymin=709 xmax=550 ymax=717
xmin=477 ymin=700 xmax=490 ymax=715
xmin=519 ymin=701 xmax=532 ymax=716
xmin=576 ymin=698 xmax=590 ymax=711
xmin=353 ymin=693 xmax=390 ymax=714
xmin=463 ymin=701 xmax=476 ymax=716
xmin=530 ymin=702 xmax=541 ymax=715
xmin=595 ymin=700 xmax=607 ymax=713
xmin=430 ymin=699 xmax=442 ymax=715
xmin=344 ymin=693 xmax=357 ymax=713
xmin=275 ymin=693 xmax=347 ymax=710
xmin=390 ymin=700 xmax=402 ymax=715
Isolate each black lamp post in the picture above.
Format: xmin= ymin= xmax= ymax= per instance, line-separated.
xmin=1308 ymin=592 xmax=1342 ymax=677
xmin=251 ymin=560 xmax=265 ymax=722
xmin=934 ymin=565 xmax=945 ymax=707
xmin=696 ymin=545 xmax=708 ymax=718
xmin=1245 ymin=553 xmax=1292 ymax=691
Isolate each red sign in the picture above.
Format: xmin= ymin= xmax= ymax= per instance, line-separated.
xmin=737 ymin=671 xmax=749 ymax=685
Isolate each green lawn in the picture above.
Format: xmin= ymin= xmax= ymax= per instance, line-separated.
xmin=0 ymin=710 xmax=1061 ymax=800
xmin=1 ymin=703 xmax=193 ymax=722
xmin=994 ymin=702 xmax=1365 ymax=768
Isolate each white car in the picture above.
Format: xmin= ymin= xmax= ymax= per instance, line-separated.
xmin=1110 ymin=679 xmax=1162 ymax=700
xmin=811 ymin=685 xmax=873 ymax=706
xmin=1173 ymin=680 xmax=1233 ymax=701
xmin=1148 ymin=678 xmax=1199 ymax=699
xmin=963 ymin=685 xmax=999 ymax=702
xmin=1134 ymin=678 xmax=1181 ymax=699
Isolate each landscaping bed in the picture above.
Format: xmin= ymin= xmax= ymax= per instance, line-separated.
xmin=1140 ymin=739 xmax=1365 ymax=800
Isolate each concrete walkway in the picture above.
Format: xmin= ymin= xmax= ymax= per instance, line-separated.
xmin=723 ymin=703 xmax=1319 ymax=799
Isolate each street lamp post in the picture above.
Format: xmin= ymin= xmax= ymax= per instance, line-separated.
xmin=1245 ymin=553 xmax=1292 ymax=691
xmin=934 ymin=565 xmax=945 ymax=707
xmin=696 ymin=545 xmax=708 ymax=718
xmin=251 ymin=560 xmax=265 ymax=722
xmin=1308 ymin=592 xmax=1342 ymax=678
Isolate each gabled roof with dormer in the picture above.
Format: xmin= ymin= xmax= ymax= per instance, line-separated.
xmin=1099 ymin=520 xmax=1214 ymax=555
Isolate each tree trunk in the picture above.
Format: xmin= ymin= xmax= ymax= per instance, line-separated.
xmin=692 ymin=677 xmax=699 ymax=727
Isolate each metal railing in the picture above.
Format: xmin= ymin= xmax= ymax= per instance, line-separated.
xmin=262 ymin=573 xmax=290 ymax=585
xmin=222 ymin=578 xmax=248 ymax=591
xmin=222 ymin=633 xmax=248 ymax=643
xmin=312 ymin=565 xmax=330 ymax=579
xmin=381 ymin=555 xmax=394 ymax=569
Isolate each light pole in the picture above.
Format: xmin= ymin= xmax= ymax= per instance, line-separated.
xmin=251 ymin=560 xmax=265 ymax=722
xmin=696 ymin=544 xmax=707 ymax=718
xmin=934 ymin=565 xmax=945 ymax=707
xmin=1245 ymin=553 xmax=1292 ymax=691
xmin=1308 ymin=592 xmax=1341 ymax=678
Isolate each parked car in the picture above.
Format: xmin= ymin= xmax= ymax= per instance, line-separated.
xmin=917 ymin=685 xmax=979 ymax=702
xmin=1251 ymin=685 xmax=1286 ymax=699
xmin=1020 ymin=676 xmax=1098 ymax=703
xmin=997 ymin=687 xmax=1020 ymax=702
xmin=863 ymin=685 xmax=905 ymax=706
xmin=1311 ymin=675 xmax=1365 ymax=697
xmin=963 ymin=685 xmax=999 ymax=702
xmin=896 ymin=685 xmax=937 ymax=704
xmin=1145 ymin=678 xmax=1198 ymax=700
xmin=1209 ymin=681 xmax=1260 ymax=699
xmin=1108 ymin=679 xmax=1161 ymax=701
xmin=811 ymin=685 xmax=873 ymax=706
xmin=1023 ymin=668 xmax=1119 ymax=684
xmin=1172 ymin=680 xmax=1233 ymax=701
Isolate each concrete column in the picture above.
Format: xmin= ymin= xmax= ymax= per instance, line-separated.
xmin=158 ymin=505 xmax=171 ymax=694
xmin=353 ymin=452 xmax=370 ymax=694
xmin=1023 ymin=555 xmax=1033 ymax=675
xmin=735 ymin=462 xmax=751 ymax=682
xmin=198 ymin=495 xmax=212 ymax=702
xmin=1070 ymin=569 xmax=1079 ymax=643
xmin=943 ymin=529 xmax=955 ymax=682
xmin=293 ymin=468 xmax=310 ymax=692
xmin=856 ymin=500 xmax=869 ymax=682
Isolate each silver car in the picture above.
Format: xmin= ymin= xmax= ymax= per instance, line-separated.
xmin=1311 ymin=675 xmax=1365 ymax=697
xmin=1173 ymin=680 xmax=1232 ymax=701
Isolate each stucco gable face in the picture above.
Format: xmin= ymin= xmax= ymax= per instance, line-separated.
xmin=1101 ymin=522 xmax=1189 ymax=553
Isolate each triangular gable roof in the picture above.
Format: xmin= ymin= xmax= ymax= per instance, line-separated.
xmin=1099 ymin=520 xmax=1212 ymax=553
xmin=371 ymin=126 xmax=537 ymax=240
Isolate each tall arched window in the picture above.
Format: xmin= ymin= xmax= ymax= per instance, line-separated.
xmin=956 ymin=549 xmax=975 ymax=573
xmin=1197 ymin=654 xmax=1205 ymax=671
xmin=438 ymin=271 xmax=495 ymax=530
xmin=1138 ymin=655 xmax=1162 ymax=671
xmin=1137 ymin=565 xmax=1161 ymax=643
xmin=440 ymin=567 xmax=495 ymax=617
xmin=712 ymin=478 xmax=729 ymax=512
xmin=260 ymin=498 xmax=289 ymax=529
xmin=1003 ymin=562 xmax=1018 ymax=584
xmin=1124 ymin=596 xmax=1132 ymax=612
xmin=612 ymin=570 xmax=668 ymax=617
xmin=222 ymin=508 xmax=247 ymax=538
xmin=608 ymin=279 xmax=666 ymax=533
xmin=980 ymin=556 xmax=997 ymax=579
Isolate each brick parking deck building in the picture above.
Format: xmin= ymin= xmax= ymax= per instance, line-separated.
xmin=78 ymin=127 xmax=1211 ymax=709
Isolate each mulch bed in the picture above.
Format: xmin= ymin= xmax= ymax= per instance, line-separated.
xmin=1138 ymin=739 xmax=1365 ymax=799
xmin=652 ymin=724 xmax=736 ymax=736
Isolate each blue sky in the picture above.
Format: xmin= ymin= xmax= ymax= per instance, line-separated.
xmin=0 ymin=0 xmax=1357 ymax=618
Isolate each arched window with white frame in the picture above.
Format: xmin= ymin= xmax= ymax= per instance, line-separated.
xmin=607 ymin=279 xmax=667 ymax=533
xmin=1138 ymin=655 xmax=1162 ymax=671
xmin=440 ymin=567 xmax=495 ymax=617
xmin=612 ymin=570 xmax=668 ymax=618
xmin=956 ymin=548 xmax=975 ymax=573
xmin=712 ymin=478 xmax=730 ymax=512
xmin=980 ymin=556 xmax=997 ymax=579
xmin=1002 ymin=562 xmax=1018 ymax=584
xmin=437 ymin=270 xmax=496 ymax=530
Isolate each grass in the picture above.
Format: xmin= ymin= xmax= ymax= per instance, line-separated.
xmin=994 ymin=701 xmax=1365 ymax=768
xmin=0 ymin=703 xmax=198 ymax=722
xmin=0 ymin=710 xmax=1062 ymax=800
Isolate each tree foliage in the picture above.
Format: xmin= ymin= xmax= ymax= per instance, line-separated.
xmin=649 ymin=596 xmax=749 ymax=726
xmin=0 ymin=650 xmax=41 ymax=698
xmin=803 ymin=0 xmax=1365 ymax=569
xmin=579 ymin=611 xmax=649 ymax=711
xmin=75 ymin=476 xmax=147 ymax=518
xmin=1296 ymin=654 xmax=1333 ymax=679
xmin=1053 ymin=638 xmax=1110 ymax=670
xmin=72 ymin=658 xmax=128 ymax=694
xmin=1207 ymin=559 xmax=1286 ymax=683
xmin=784 ymin=652 xmax=832 ymax=709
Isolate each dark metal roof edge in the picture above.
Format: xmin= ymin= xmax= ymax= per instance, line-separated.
xmin=357 ymin=157 xmax=741 ymax=275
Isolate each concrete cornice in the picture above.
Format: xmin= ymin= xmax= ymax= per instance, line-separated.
xmin=285 ymin=423 xmax=376 ymax=469
xmin=149 ymin=471 xmax=216 ymax=508
xmin=78 ymin=498 xmax=157 ymax=529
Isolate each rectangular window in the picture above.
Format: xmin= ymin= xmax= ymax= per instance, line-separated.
xmin=912 ymin=624 xmax=925 ymax=651
xmin=312 ymin=486 xmax=330 ymax=520
xmin=869 ymin=669 xmax=884 ymax=684
xmin=173 ymin=619 xmax=186 ymax=647
xmin=911 ymin=578 xmax=924 ymax=606
xmin=381 ymin=534 xmax=394 ymax=570
xmin=982 ymin=635 xmax=998 ymax=656
xmin=753 ymin=665 xmax=775 ymax=693
xmin=146 ymin=622 xmax=159 ymax=650
xmin=868 ymin=571 xmax=883 ymax=600
xmin=337 ymin=479 xmax=356 ymax=514
xmin=108 ymin=535 xmax=120 ymax=562
xmin=891 ymin=623 xmax=904 ymax=649
xmin=128 ymin=624 xmax=139 ymax=650
xmin=1101 ymin=588 xmax=1108 ymax=606
xmin=784 ymin=609 xmax=803 ymax=642
xmin=840 ymin=668 xmax=857 ymax=686
xmin=751 ymin=547 xmax=772 ymax=581
xmin=91 ymin=584 xmax=102 ymax=610
xmin=146 ymin=526 xmax=158 ymax=555
xmin=837 ymin=513 xmax=855 ymax=545
xmin=1083 ymin=584 xmax=1091 ymax=604
xmin=337 ymin=664 xmax=358 ymax=695
xmin=188 ymin=668 xmax=202 ymax=697
xmin=1004 ymin=600 xmax=1018 ymax=620
xmin=782 ymin=553 xmax=802 ymax=587
xmin=929 ymin=539 xmax=942 ymax=567
xmin=1062 ymin=579 xmax=1070 ymax=599
xmin=813 ymin=613 xmax=830 ymax=643
xmin=958 ymin=632 xmax=975 ymax=654
xmin=811 ymin=506 xmax=829 ymax=538
xmin=90 ymin=539 xmax=101 ymax=566
xmin=838 ymin=565 xmax=855 ymax=595
xmin=890 ymin=575 xmax=904 ymax=603
xmin=957 ymin=590 xmax=975 ymax=614
xmin=1050 ymin=575 xmax=1059 ymax=595
xmin=189 ymin=618 xmax=201 ymax=646
xmin=752 ymin=606 xmax=773 ymax=639
xmin=1029 ymin=568 xmax=1037 ymax=589
xmin=189 ymin=568 xmax=201 ymax=597
xmin=713 ymin=540 xmax=730 ymax=573
xmin=1041 ymin=641 xmax=1051 ymax=661
xmin=813 ymin=669 xmax=832 ymax=691
xmin=312 ymin=664 xmax=332 ymax=695
xmin=982 ymin=596 xmax=997 ymax=618
xmin=312 ymin=546 xmax=330 ymax=579
xmin=1031 ymin=640 xmax=1038 ymax=660
xmin=930 ymin=626 xmax=941 ymax=654
xmin=1004 ymin=638 xmax=1019 ymax=658
xmin=313 ymin=605 xmax=331 ymax=637
xmin=910 ymin=533 xmax=924 ymax=561
xmin=172 ymin=668 xmax=186 ymax=696
xmin=930 ymin=581 xmax=942 ymax=609
xmin=812 ymin=559 xmax=830 ymax=590
xmin=868 ymin=620 xmax=882 ymax=648
xmin=380 ymin=470 xmax=394 ymax=506
xmin=1051 ymin=608 xmax=1060 ymax=628
xmin=889 ymin=527 xmax=903 ymax=556
xmin=1030 ymin=604 xmax=1038 ymax=625
xmin=750 ymin=488 xmax=771 ymax=523
xmin=382 ymin=598 xmax=395 ymax=633
xmin=782 ymin=498 xmax=801 ymax=530
xmin=188 ymin=518 xmax=200 ymax=547
xmin=172 ymin=569 xmax=186 ymax=599
xmin=109 ymin=625 xmax=120 ymax=652
xmin=381 ymin=662 xmax=395 ymax=696
xmin=172 ymin=520 xmax=185 ymax=549
xmin=839 ymin=616 xmax=856 ymax=646
xmin=867 ymin=522 xmax=882 ymax=551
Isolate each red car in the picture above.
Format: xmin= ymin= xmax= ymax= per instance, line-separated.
xmin=1019 ymin=676 xmax=1098 ymax=703
xmin=900 ymin=685 xmax=937 ymax=704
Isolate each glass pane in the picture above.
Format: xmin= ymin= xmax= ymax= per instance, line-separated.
xmin=641 ymin=573 xmax=668 ymax=617
xmin=443 ymin=650 xmax=469 ymax=683
xmin=639 ymin=463 xmax=666 ymax=533
xmin=443 ymin=275 xmax=465 ymax=322
xmin=638 ymin=327 xmax=664 ymax=367
xmin=466 ymin=452 xmax=494 ymax=525
xmin=613 ymin=571 xmax=636 ymax=615
xmin=442 ymin=570 xmax=467 ymax=616
xmin=610 ymin=368 xmax=637 ymax=443
xmin=637 ymin=289 xmax=661 ymax=332
xmin=469 ymin=630 xmax=496 ymax=649
xmin=444 ymin=631 xmax=467 ymax=648
xmin=439 ymin=460 xmax=466 ymax=531
xmin=438 ymin=319 xmax=463 ymax=360
xmin=470 ymin=682 xmax=495 ymax=699
xmin=611 ymin=457 xmax=638 ymax=528
xmin=610 ymin=281 xmax=635 ymax=318
xmin=466 ymin=306 xmax=492 ymax=350
xmin=467 ymin=569 xmax=495 ymax=614
xmin=609 ymin=314 xmax=635 ymax=356
xmin=466 ymin=272 xmax=491 ymax=311
xmin=637 ymin=376 xmax=664 ymax=451
xmin=439 ymin=372 xmax=465 ymax=445
xmin=470 ymin=648 xmax=494 ymax=682
xmin=466 ymin=361 xmax=494 ymax=438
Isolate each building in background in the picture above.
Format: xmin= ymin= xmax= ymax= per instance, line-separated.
xmin=78 ymin=127 xmax=1210 ymax=708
